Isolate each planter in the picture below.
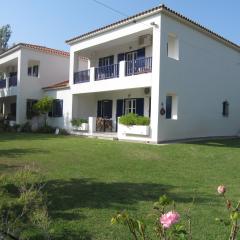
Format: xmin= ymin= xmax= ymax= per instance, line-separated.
xmin=73 ymin=123 xmax=89 ymax=131
xmin=118 ymin=123 xmax=150 ymax=136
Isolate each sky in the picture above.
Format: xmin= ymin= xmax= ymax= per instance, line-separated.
xmin=0 ymin=0 xmax=239 ymax=51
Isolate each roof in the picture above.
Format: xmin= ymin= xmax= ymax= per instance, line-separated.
xmin=42 ymin=80 xmax=69 ymax=91
xmin=0 ymin=43 xmax=70 ymax=58
xmin=66 ymin=4 xmax=240 ymax=52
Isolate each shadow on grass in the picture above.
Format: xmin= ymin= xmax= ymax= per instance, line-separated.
xmin=0 ymin=148 xmax=49 ymax=158
xmin=46 ymin=178 xmax=217 ymax=212
xmin=186 ymin=138 xmax=240 ymax=148
xmin=0 ymin=132 xmax=63 ymax=142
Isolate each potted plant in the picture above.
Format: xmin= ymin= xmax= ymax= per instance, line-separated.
xmin=118 ymin=113 xmax=150 ymax=137
xmin=71 ymin=118 xmax=89 ymax=131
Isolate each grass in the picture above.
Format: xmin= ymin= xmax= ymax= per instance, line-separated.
xmin=0 ymin=133 xmax=240 ymax=239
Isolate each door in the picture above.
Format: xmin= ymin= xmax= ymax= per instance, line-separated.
xmin=97 ymin=100 xmax=113 ymax=119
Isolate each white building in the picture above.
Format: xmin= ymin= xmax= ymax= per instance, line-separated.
xmin=0 ymin=43 xmax=70 ymax=125
xmin=45 ymin=5 xmax=240 ymax=143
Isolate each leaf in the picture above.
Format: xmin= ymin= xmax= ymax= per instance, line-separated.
xmin=159 ymin=195 xmax=172 ymax=206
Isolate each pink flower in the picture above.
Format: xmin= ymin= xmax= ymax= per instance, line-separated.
xmin=217 ymin=185 xmax=226 ymax=195
xmin=160 ymin=211 xmax=180 ymax=229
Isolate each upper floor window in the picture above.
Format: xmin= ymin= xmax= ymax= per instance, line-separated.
xmin=28 ymin=60 xmax=40 ymax=77
xmin=167 ymin=33 xmax=179 ymax=60
xmin=99 ymin=56 xmax=114 ymax=67
xmin=49 ymin=99 xmax=63 ymax=118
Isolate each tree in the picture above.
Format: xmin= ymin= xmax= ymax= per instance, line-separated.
xmin=33 ymin=97 xmax=53 ymax=126
xmin=0 ymin=25 xmax=11 ymax=54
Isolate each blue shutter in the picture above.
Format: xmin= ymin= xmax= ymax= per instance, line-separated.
xmin=137 ymin=48 xmax=145 ymax=59
xmin=116 ymin=99 xmax=124 ymax=117
xmin=136 ymin=98 xmax=144 ymax=116
xmin=166 ymin=96 xmax=172 ymax=119
xmin=117 ymin=53 xmax=125 ymax=63
xmin=97 ymin=101 xmax=102 ymax=117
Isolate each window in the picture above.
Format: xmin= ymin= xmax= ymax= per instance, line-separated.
xmin=27 ymin=64 xmax=39 ymax=77
xmin=49 ymin=99 xmax=63 ymax=118
xmin=167 ymin=33 xmax=179 ymax=60
xmin=26 ymin=99 xmax=38 ymax=119
xmin=166 ymin=94 xmax=178 ymax=120
xmin=125 ymin=99 xmax=136 ymax=114
xmin=222 ymin=101 xmax=229 ymax=117
xmin=99 ymin=56 xmax=114 ymax=67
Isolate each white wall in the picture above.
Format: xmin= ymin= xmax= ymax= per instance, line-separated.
xmin=44 ymin=88 xmax=72 ymax=129
xmin=158 ymin=14 xmax=240 ymax=141
xmin=17 ymin=48 xmax=69 ymax=124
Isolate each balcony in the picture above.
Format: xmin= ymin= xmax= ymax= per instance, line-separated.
xmin=74 ymin=70 xmax=90 ymax=84
xmin=73 ymin=57 xmax=152 ymax=84
xmin=125 ymin=57 xmax=152 ymax=76
xmin=0 ymin=79 xmax=6 ymax=89
xmin=95 ymin=64 xmax=119 ymax=81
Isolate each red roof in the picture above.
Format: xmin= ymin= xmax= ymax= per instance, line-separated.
xmin=42 ymin=80 xmax=69 ymax=90
xmin=0 ymin=43 xmax=69 ymax=58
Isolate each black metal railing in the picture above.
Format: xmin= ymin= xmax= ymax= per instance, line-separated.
xmin=9 ymin=76 xmax=17 ymax=87
xmin=95 ymin=64 xmax=119 ymax=81
xmin=125 ymin=57 xmax=152 ymax=76
xmin=74 ymin=70 xmax=90 ymax=84
xmin=0 ymin=79 xmax=6 ymax=89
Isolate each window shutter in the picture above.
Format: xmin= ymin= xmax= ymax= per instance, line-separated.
xmin=137 ymin=48 xmax=145 ymax=59
xmin=97 ymin=101 xmax=102 ymax=117
xmin=117 ymin=53 xmax=125 ymax=63
xmin=166 ymin=96 xmax=172 ymax=119
xmin=136 ymin=98 xmax=144 ymax=116
xmin=109 ymin=56 xmax=114 ymax=65
xmin=116 ymin=99 xmax=124 ymax=117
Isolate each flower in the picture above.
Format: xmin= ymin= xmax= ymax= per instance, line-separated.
xmin=217 ymin=185 xmax=226 ymax=195
xmin=160 ymin=211 xmax=180 ymax=229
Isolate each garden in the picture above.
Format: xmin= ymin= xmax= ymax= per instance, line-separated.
xmin=0 ymin=133 xmax=240 ymax=239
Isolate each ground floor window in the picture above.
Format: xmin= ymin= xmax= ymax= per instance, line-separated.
xmin=125 ymin=99 xmax=136 ymax=114
xmin=49 ymin=99 xmax=63 ymax=118
xmin=166 ymin=94 xmax=178 ymax=120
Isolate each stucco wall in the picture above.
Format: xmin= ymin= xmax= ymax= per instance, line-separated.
xmin=158 ymin=14 xmax=240 ymax=141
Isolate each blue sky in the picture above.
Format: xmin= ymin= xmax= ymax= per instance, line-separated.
xmin=0 ymin=0 xmax=239 ymax=51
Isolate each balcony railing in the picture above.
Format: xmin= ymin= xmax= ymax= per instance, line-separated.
xmin=95 ymin=64 xmax=119 ymax=81
xmin=9 ymin=76 xmax=17 ymax=87
xmin=74 ymin=70 xmax=90 ymax=84
xmin=125 ymin=57 xmax=152 ymax=76
xmin=0 ymin=79 xmax=6 ymax=89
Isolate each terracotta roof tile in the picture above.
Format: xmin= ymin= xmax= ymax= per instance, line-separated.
xmin=0 ymin=43 xmax=70 ymax=58
xmin=42 ymin=80 xmax=69 ymax=90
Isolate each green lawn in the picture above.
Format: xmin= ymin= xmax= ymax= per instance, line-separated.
xmin=0 ymin=133 xmax=240 ymax=239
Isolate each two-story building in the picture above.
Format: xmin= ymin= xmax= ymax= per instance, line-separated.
xmin=45 ymin=5 xmax=240 ymax=143
xmin=0 ymin=43 xmax=71 ymax=126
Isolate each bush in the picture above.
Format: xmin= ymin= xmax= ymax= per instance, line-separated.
xmin=71 ymin=118 xmax=88 ymax=127
xmin=36 ymin=125 xmax=55 ymax=134
xmin=20 ymin=122 xmax=32 ymax=133
xmin=119 ymin=113 xmax=150 ymax=126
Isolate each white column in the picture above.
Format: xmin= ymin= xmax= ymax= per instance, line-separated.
xmin=69 ymin=50 xmax=75 ymax=86
xmin=6 ymin=77 xmax=9 ymax=89
xmin=150 ymin=17 xmax=161 ymax=143
xmin=119 ymin=61 xmax=126 ymax=78
xmin=88 ymin=116 xmax=96 ymax=134
xmin=90 ymin=67 xmax=95 ymax=82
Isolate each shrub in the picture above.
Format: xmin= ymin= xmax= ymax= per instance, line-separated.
xmin=119 ymin=113 xmax=150 ymax=126
xmin=71 ymin=118 xmax=88 ymax=127
xmin=36 ymin=125 xmax=55 ymax=134
xmin=20 ymin=122 xmax=32 ymax=133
